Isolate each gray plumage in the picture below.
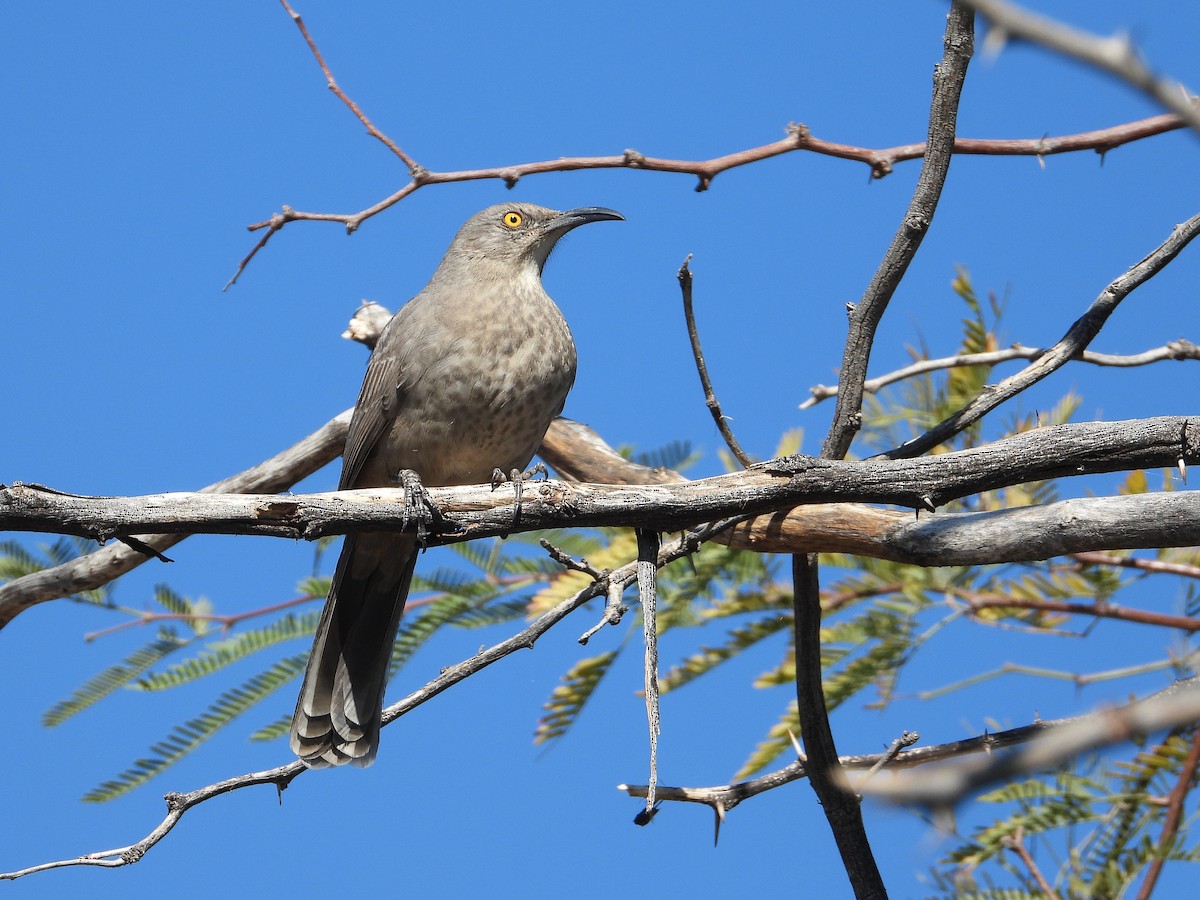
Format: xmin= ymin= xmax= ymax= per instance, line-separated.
xmin=290 ymin=202 xmax=623 ymax=768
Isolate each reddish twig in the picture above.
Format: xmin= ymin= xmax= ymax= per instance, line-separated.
xmin=1071 ymin=551 xmax=1200 ymax=581
xmin=278 ymin=0 xmax=421 ymax=173
xmin=959 ymin=592 xmax=1200 ymax=632
xmin=220 ymin=4 xmax=1187 ymax=287
xmin=1004 ymin=826 xmax=1061 ymax=899
xmin=82 ymin=594 xmax=320 ymax=642
xmin=1135 ymin=727 xmax=1200 ymax=900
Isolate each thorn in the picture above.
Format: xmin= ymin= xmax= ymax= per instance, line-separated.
xmin=787 ymin=729 xmax=805 ymax=762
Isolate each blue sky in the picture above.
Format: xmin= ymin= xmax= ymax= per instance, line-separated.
xmin=4 ymin=2 xmax=1200 ymax=896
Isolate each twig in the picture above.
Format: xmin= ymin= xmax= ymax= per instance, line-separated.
xmin=1135 ymin=726 xmax=1200 ymax=900
xmin=959 ymin=592 xmax=1200 ymax=632
xmin=678 ymin=256 xmax=753 ymax=467
xmin=578 ymin=582 xmax=628 ymax=645
xmin=1004 ymin=826 xmax=1061 ymax=899
xmin=636 ymin=529 xmax=662 ymax=814
xmin=856 ymin=731 xmax=921 ymax=793
xmin=82 ymin=593 xmax=320 ymax=642
xmin=916 ymin=658 xmax=1189 ymax=703
xmin=801 ymin=339 xmax=1200 ymax=408
xmin=538 ymin=537 xmax=607 ymax=579
xmin=278 ymin=0 xmax=421 ymax=173
xmin=0 ymin=764 xmax=306 ymax=880
xmin=886 ymin=213 xmax=1200 ymax=458
xmin=962 ymin=0 xmax=1200 ymax=134
xmin=1071 ymin=551 xmax=1200 ymax=581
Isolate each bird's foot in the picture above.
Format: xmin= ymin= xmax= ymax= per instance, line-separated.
xmin=491 ymin=462 xmax=548 ymax=530
xmin=396 ymin=469 xmax=441 ymax=545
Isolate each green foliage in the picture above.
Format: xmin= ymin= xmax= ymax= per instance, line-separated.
xmin=938 ymin=733 xmax=1200 ymax=897
xmin=84 ymin=654 xmax=309 ymax=802
xmin=535 ymin=651 xmax=619 ymax=744
xmin=134 ymin=613 xmax=320 ymax=691
xmin=43 ymin=629 xmax=189 ymax=726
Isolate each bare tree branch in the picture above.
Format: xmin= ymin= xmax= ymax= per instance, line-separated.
xmin=5 ymin=418 xmax=1198 ymax=542
xmin=786 ymin=7 xmax=977 ymax=896
xmin=1004 ymin=826 xmax=1061 ymax=900
xmin=962 ymin=0 xmax=1200 ymax=134
xmin=620 ymin=678 xmax=1200 ymax=816
xmin=958 ymin=592 xmax=1200 ymax=632
xmin=853 ymin=677 xmax=1200 ymax=806
xmin=801 ymin=338 xmax=1200 ymax=408
xmin=887 ymin=212 xmax=1200 ymax=458
xmin=792 ymin=555 xmax=885 ymax=897
xmin=277 ymin=0 xmax=420 ymax=173
xmin=821 ymin=3 xmax=974 ymax=461
xmin=678 ymin=256 xmax=753 ymax=468
xmin=1071 ymin=551 xmax=1200 ymax=581
xmin=5 ymin=414 xmax=1197 ymax=629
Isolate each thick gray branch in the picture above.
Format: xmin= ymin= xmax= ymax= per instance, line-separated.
xmin=4 ymin=416 xmax=1194 ymax=541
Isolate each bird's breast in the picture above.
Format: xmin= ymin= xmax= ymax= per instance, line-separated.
xmin=376 ymin=283 xmax=577 ymax=487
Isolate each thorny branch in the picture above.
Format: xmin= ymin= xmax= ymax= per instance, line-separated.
xmin=221 ymin=3 xmax=1187 ymax=286
xmin=856 ymin=677 xmax=1200 ymax=806
xmin=620 ymin=677 xmax=1200 ymax=818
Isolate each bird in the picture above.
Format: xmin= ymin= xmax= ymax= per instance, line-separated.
xmin=290 ymin=202 xmax=624 ymax=768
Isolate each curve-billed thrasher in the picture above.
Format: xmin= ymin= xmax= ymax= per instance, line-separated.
xmin=290 ymin=202 xmax=623 ymax=768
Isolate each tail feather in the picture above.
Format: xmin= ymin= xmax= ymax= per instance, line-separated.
xmin=291 ymin=532 xmax=417 ymax=768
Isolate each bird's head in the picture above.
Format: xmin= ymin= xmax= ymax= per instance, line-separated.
xmin=447 ymin=203 xmax=624 ymax=274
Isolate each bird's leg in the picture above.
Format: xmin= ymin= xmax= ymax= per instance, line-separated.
xmin=395 ymin=468 xmax=442 ymax=545
xmin=491 ymin=462 xmax=548 ymax=530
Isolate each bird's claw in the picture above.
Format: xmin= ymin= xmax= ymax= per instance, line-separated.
xmin=491 ymin=462 xmax=548 ymax=530
xmin=396 ymin=469 xmax=441 ymax=545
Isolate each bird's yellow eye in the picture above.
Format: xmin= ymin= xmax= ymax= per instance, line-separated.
xmin=502 ymin=211 xmax=523 ymax=229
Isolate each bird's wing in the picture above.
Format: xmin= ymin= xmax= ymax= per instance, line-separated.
xmin=339 ymin=314 xmax=410 ymax=491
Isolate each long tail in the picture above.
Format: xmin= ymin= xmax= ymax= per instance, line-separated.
xmin=290 ymin=532 xmax=417 ymax=768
